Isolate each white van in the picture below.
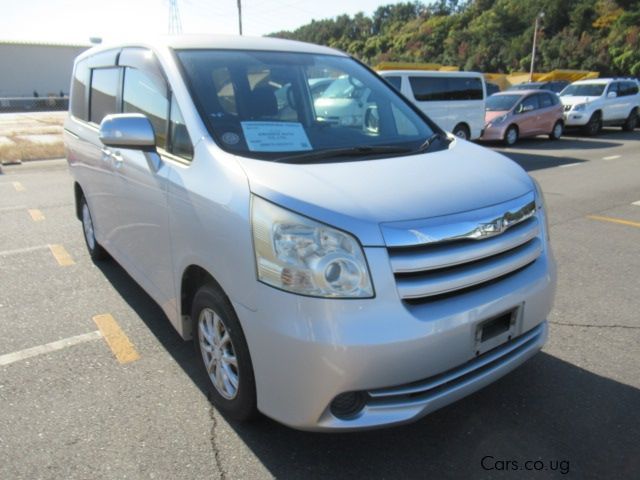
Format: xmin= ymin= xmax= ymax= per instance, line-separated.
xmin=379 ymin=70 xmax=486 ymax=140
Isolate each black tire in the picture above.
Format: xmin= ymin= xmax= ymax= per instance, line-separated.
xmin=452 ymin=123 xmax=470 ymax=140
xmin=549 ymin=120 xmax=563 ymax=140
xmin=622 ymin=108 xmax=638 ymax=131
xmin=583 ymin=112 xmax=602 ymax=136
xmin=80 ymin=196 xmax=108 ymax=261
xmin=503 ymin=125 xmax=519 ymax=146
xmin=192 ymin=284 xmax=257 ymax=421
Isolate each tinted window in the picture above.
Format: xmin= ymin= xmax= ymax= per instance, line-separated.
xmin=561 ymin=84 xmax=606 ymax=97
xmin=123 ymin=67 xmax=169 ymax=149
xmin=486 ymin=94 xmax=520 ymax=111
xmin=169 ymin=95 xmax=193 ymax=161
xmin=539 ymin=93 xmax=554 ymax=108
xmin=409 ymin=76 xmax=482 ymax=101
xmin=90 ymin=68 xmax=120 ymax=124
xmin=607 ymin=83 xmax=618 ymax=95
xmin=619 ymin=81 xmax=639 ymax=97
xmin=70 ymin=59 xmax=89 ymax=120
xmin=384 ymin=76 xmax=402 ymax=91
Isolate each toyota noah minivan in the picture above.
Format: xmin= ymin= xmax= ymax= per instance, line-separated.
xmin=64 ymin=36 xmax=556 ymax=431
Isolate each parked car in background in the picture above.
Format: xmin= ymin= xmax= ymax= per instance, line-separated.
xmin=509 ymin=81 xmax=569 ymax=94
xmin=481 ymin=90 xmax=564 ymax=145
xmin=559 ymin=78 xmax=640 ymax=135
xmin=65 ymin=36 xmax=556 ymax=431
xmin=486 ymin=82 xmax=501 ymax=96
xmin=379 ymin=70 xmax=486 ymax=140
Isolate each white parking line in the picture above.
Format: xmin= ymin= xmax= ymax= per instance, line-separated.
xmin=560 ymin=163 xmax=582 ymax=168
xmin=0 ymin=245 xmax=49 ymax=257
xmin=0 ymin=331 xmax=102 ymax=366
xmin=0 ymin=205 xmax=27 ymax=212
xmin=632 ymin=201 xmax=640 ymax=207
xmin=602 ymin=155 xmax=621 ymax=161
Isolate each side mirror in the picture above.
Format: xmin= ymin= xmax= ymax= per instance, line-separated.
xmin=363 ymin=105 xmax=380 ymax=134
xmin=607 ymin=91 xmax=617 ymax=99
xmin=99 ymin=113 xmax=156 ymax=150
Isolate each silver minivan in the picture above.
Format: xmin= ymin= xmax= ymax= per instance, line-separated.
xmin=64 ymin=36 xmax=556 ymax=431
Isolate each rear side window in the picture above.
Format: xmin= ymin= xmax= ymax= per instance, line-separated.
xmin=619 ymin=81 xmax=639 ymax=97
xmin=539 ymin=93 xmax=554 ymax=108
xmin=409 ymin=76 xmax=483 ymax=101
xmin=123 ymin=67 xmax=169 ymax=149
xmin=384 ymin=76 xmax=402 ymax=91
xmin=70 ymin=59 xmax=89 ymax=120
xmin=90 ymin=68 xmax=120 ymax=124
xmin=520 ymin=95 xmax=540 ymax=111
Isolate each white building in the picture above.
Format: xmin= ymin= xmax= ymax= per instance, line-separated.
xmin=0 ymin=41 xmax=90 ymax=98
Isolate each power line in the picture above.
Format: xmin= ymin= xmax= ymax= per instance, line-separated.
xmin=168 ymin=0 xmax=183 ymax=34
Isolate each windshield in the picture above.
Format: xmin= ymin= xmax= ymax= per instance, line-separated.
xmin=560 ymin=84 xmax=606 ymax=97
xmin=509 ymin=83 xmax=541 ymax=90
xmin=486 ymin=94 xmax=521 ymax=111
xmin=176 ymin=50 xmax=436 ymax=161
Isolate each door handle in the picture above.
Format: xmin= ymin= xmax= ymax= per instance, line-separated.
xmin=111 ymin=151 xmax=124 ymax=167
xmin=100 ymin=147 xmax=112 ymax=161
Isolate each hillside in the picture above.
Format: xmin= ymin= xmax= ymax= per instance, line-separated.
xmin=270 ymin=0 xmax=640 ymax=76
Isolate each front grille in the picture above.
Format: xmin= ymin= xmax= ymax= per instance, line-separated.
xmin=563 ymin=104 xmax=572 ymax=112
xmin=384 ymin=195 xmax=542 ymax=302
xmin=367 ymin=322 xmax=545 ymax=405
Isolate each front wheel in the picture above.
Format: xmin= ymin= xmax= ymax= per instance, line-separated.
xmin=549 ymin=121 xmax=563 ymax=140
xmin=193 ymin=284 xmax=257 ymax=421
xmin=583 ymin=112 xmax=602 ymax=136
xmin=80 ymin=196 xmax=108 ymax=261
xmin=622 ymin=109 xmax=638 ymax=131
xmin=504 ymin=125 xmax=519 ymax=146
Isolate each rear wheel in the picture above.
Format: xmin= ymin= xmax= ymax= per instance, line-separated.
xmin=583 ymin=112 xmax=602 ymax=136
xmin=549 ymin=121 xmax=563 ymax=140
xmin=622 ymin=108 xmax=638 ymax=131
xmin=504 ymin=125 xmax=519 ymax=146
xmin=452 ymin=123 xmax=470 ymax=140
xmin=192 ymin=284 xmax=257 ymax=421
xmin=80 ymin=196 xmax=107 ymax=261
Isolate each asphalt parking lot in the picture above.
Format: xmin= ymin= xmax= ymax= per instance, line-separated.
xmin=1 ymin=129 xmax=639 ymax=479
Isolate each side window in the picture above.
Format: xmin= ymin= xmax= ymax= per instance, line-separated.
xmin=607 ymin=82 xmax=618 ymax=96
xmin=384 ymin=76 xmax=402 ymax=91
xmin=519 ymin=95 xmax=539 ymax=112
xmin=539 ymin=93 xmax=553 ymax=108
xmin=628 ymin=82 xmax=639 ymax=96
xmin=70 ymin=59 xmax=89 ymax=120
xmin=90 ymin=68 xmax=120 ymax=124
xmin=122 ymin=67 xmax=169 ymax=149
xmin=168 ymin=95 xmax=193 ymax=161
xmin=447 ymin=77 xmax=484 ymax=100
xmin=409 ymin=77 xmax=448 ymax=101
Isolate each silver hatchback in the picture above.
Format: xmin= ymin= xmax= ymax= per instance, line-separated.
xmin=64 ymin=35 xmax=556 ymax=431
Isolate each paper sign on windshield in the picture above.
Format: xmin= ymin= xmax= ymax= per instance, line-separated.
xmin=241 ymin=121 xmax=312 ymax=152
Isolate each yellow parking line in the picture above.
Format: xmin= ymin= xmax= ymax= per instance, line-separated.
xmin=587 ymin=215 xmax=640 ymax=229
xmin=93 ymin=314 xmax=140 ymax=364
xmin=48 ymin=244 xmax=75 ymax=266
xmin=28 ymin=209 xmax=45 ymax=221
xmin=12 ymin=181 xmax=25 ymax=192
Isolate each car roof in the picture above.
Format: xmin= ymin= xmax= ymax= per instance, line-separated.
xmin=379 ymin=70 xmax=484 ymax=78
xmin=78 ymin=34 xmax=346 ymax=60
xmin=492 ymin=89 xmax=549 ymax=96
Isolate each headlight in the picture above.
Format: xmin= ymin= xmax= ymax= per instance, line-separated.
xmin=493 ymin=114 xmax=508 ymax=124
xmin=531 ymin=177 xmax=550 ymax=241
xmin=252 ymin=196 xmax=374 ymax=298
xmin=572 ymin=103 xmax=586 ymax=111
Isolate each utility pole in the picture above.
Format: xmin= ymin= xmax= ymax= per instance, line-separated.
xmin=237 ymin=0 xmax=243 ymax=35
xmin=529 ymin=11 xmax=544 ymax=81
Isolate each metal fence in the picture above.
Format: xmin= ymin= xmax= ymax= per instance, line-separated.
xmin=0 ymin=97 xmax=68 ymax=113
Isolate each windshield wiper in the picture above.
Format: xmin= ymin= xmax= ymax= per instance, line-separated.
xmin=416 ymin=132 xmax=451 ymax=153
xmin=275 ymin=145 xmax=413 ymax=163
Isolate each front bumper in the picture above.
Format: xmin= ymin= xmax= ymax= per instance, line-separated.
xmin=563 ymin=111 xmax=590 ymax=126
xmin=235 ymin=247 xmax=556 ymax=431
xmin=479 ymin=123 xmax=508 ymax=141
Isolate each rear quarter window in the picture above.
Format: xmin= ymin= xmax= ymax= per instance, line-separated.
xmin=409 ymin=76 xmax=483 ymax=101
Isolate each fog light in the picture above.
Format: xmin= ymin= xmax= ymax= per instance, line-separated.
xmin=330 ymin=391 xmax=366 ymax=419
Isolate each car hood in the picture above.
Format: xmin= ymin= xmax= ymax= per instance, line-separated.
xmin=560 ymin=95 xmax=599 ymax=106
xmin=485 ymin=110 xmax=510 ymax=123
xmin=235 ymin=139 xmax=534 ymax=246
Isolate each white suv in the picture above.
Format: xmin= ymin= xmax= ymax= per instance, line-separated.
xmin=559 ymin=78 xmax=640 ymax=135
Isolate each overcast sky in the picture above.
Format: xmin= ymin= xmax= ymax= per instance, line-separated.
xmin=0 ymin=0 xmax=417 ymax=45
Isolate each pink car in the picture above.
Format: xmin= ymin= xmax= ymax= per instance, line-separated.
xmin=480 ymin=90 xmax=564 ymax=145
